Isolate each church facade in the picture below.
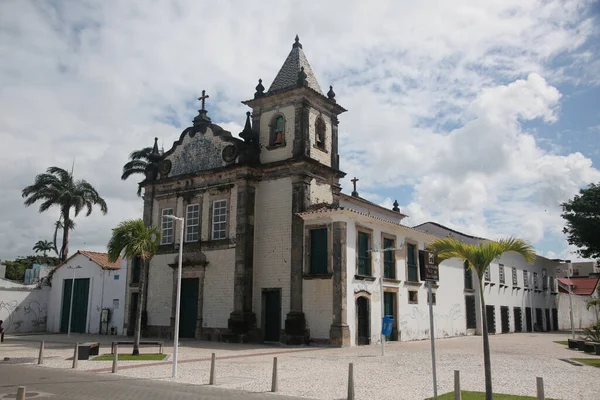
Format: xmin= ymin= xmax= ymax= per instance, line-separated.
xmin=124 ymin=36 xmax=562 ymax=347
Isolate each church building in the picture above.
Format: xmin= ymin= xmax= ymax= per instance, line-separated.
xmin=124 ymin=36 xmax=561 ymax=347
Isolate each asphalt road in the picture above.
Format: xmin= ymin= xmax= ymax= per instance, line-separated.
xmin=0 ymin=364 xmax=311 ymax=400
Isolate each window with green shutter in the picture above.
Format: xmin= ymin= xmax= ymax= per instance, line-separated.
xmin=357 ymin=231 xmax=371 ymax=276
xmin=383 ymin=238 xmax=395 ymax=279
xmin=464 ymin=261 xmax=473 ymax=290
xmin=407 ymin=243 xmax=418 ymax=282
xmin=309 ymin=228 xmax=328 ymax=274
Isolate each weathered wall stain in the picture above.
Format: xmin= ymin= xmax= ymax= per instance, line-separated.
xmin=399 ymin=303 xmax=465 ymax=341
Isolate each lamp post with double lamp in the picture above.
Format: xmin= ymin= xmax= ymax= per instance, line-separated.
xmin=556 ymin=259 xmax=575 ymax=339
xmin=67 ymin=265 xmax=82 ymax=337
xmin=164 ymin=214 xmax=184 ymax=378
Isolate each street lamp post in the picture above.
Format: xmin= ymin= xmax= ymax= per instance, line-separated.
xmin=165 ymin=214 xmax=184 ymax=378
xmin=67 ymin=265 xmax=82 ymax=337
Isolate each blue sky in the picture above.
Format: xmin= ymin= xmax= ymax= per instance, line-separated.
xmin=0 ymin=0 xmax=599 ymax=261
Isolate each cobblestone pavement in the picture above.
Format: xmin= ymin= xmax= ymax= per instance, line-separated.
xmin=2 ymin=332 xmax=600 ymax=399
xmin=0 ymin=363 xmax=309 ymax=400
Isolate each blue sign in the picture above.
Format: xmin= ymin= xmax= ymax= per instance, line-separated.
xmin=382 ymin=315 xmax=394 ymax=336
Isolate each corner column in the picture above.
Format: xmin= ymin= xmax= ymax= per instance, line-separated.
xmin=330 ymin=116 xmax=340 ymax=170
xmin=228 ymin=179 xmax=257 ymax=341
xmin=330 ymin=221 xmax=350 ymax=346
xmin=292 ymin=101 xmax=310 ymax=158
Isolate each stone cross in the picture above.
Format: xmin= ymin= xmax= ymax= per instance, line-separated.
xmin=351 ymin=177 xmax=359 ymax=197
xmin=198 ymin=90 xmax=209 ymax=111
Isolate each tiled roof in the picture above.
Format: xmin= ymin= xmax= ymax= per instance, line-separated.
xmin=413 ymin=221 xmax=489 ymax=241
xmin=268 ymin=36 xmax=323 ymax=94
xmin=78 ymin=251 xmax=121 ymax=270
xmin=557 ymin=277 xmax=599 ymax=296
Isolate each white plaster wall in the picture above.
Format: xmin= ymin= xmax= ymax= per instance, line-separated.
xmin=259 ymin=105 xmax=295 ymax=164
xmin=303 ymin=279 xmax=333 ymax=340
xmin=558 ymin=293 xmax=599 ymax=330
xmin=309 ymin=178 xmax=333 ymax=204
xmin=253 ymin=178 xmax=292 ymax=328
xmin=203 ymin=248 xmax=235 ymax=328
xmin=0 ymin=283 xmax=49 ymax=333
xmin=146 ymin=253 xmax=176 ymax=327
xmin=47 ymin=254 xmax=126 ymax=334
xmin=307 ymin=107 xmax=331 ymax=167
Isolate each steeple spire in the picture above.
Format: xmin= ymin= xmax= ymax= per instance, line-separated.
xmin=267 ymin=35 xmax=322 ymax=94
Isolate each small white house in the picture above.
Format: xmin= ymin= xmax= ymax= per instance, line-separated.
xmin=47 ymin=250 xmax=126 ymax=335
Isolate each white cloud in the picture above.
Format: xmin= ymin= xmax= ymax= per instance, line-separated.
xmin=0 ymin=0 xmax=598 ymax=259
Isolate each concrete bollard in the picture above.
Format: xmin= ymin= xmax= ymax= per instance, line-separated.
xmin=112 ymin=345 xmax=118 ymax=373
xmin=38 ymin=341 xmax=44 ymax=365
xmin=347 ymin=362 xmax=354 ymax=400
xmin=16 ymin=386 xmax=25 ymax=400
xmin=271 ymin=357 xmax=278 ymax=392
xmin=209 ymin=353 xmax=216 ymax=385
xmin=536 ymin=377 xmax=545 ymax=400
xmin=454 ymin=370 xmax=461 ymax=400
xmin=72 ymin=343 xmax=78 ymax=369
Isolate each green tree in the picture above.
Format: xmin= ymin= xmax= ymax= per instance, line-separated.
xmin=121 ymin=147 xmax=153 ymax=196
xmin=32 ymin=240 xmax=55 ymax=257
xmin=428 ymin=237 xmax=536 ymax=400
xmin=22 ymin=167 xmax=108 ymax=262
xmin=107 ymin=219 xmax=160 ymax=355
xmin=561 ymin=183 xmax=600 ymax=259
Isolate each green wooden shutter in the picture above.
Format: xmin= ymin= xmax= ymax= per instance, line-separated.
xmin=383 ymin=238 xmax=395 ymax=279
xmin=357 ymin=232 xmax=370 ymax=275
xmin=310 ymin=229 xmax=328 ymax=274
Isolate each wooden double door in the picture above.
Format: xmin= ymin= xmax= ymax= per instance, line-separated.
xmin=60 ymin=278 xmax=90 ymax=334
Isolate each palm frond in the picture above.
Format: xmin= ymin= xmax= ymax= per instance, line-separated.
xmin=46 ymin=166 xmax=72 ymax=183
xmin=129 ymin=147 xmax=153 ymax=161
xmin=107 ymin=219 xmax=160 ymax=263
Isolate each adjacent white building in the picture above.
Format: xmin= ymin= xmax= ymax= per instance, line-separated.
xmin=47 ymin=251 xmax=126 ymax=335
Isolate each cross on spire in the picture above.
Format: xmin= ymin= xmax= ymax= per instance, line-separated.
xmin=198 ymin=90 xmax=209 ymax=111
xmin=351 ymin=177 xmax=359 ymax=197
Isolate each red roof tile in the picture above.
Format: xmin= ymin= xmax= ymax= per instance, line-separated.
xmin=558 ymin=277 xmax=599 ymax=296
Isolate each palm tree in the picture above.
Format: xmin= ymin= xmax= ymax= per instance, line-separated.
xmin=32 ymin=240 xmax=55 ymax=257
xmin=22 ymin=166 xmax=108 ymax=262
xmin=428 ymin=237 xmax=535 ymax=400
xmin=107 ymin=219 xmax=160 ymax=355
xmin=122 ymin=147 xmax=153 ymax=196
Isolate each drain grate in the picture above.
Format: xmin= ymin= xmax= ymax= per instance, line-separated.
xmin=559 ymin=358 xmax=583 ymax=366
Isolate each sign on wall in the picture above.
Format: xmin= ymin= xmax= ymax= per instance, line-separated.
xmin=424 ymin=251 xmax=439 ymax=281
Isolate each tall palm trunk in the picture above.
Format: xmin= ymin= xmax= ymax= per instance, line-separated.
xmin=132 ymin=259 xmax=146 ymax=355
xmin=60 ymin=208 xmax=71 ymax=262
xmin=478 ymin=276 xmax=493 ymax=400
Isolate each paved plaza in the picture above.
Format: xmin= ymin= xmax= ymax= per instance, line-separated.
xmin=1 ymin=332 xmax=599 ymax=399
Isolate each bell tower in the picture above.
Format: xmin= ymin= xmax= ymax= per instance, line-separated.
xmin=242 ymin=35 xmax=346 ymax=170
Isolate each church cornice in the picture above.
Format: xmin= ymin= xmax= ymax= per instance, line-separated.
xmin=242 ymin=86 xmax=346 ymax=115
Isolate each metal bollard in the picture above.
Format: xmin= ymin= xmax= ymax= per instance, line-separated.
xmin=271 ymin=357 xmax=278 ymax=392
xmin=72 ymin=343 xmax=78 ymax=369
xmin=209 ymin=353 xmax=216 ymax=385
xmin=112 ymin=345 xmax=118 ymax=373
xmin=38 ymin=341 xmax=44 ymax=365
xmin=347 ymin=362 xmax=355 ymax=400
xmin=536 ymin=377 xmax=545 ymax=400
xmin=16 ymin=386 xmax=25 ymax=400
xmin=454 ymin=370 xmax=461 ymax=400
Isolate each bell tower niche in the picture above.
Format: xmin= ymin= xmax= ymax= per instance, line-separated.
xmin=242 ymin=35 xmax=346 ymax=170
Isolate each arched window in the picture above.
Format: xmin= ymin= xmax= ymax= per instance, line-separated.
xmin=270 ymin=114 xmax=285 ymax=146
xmin=315 ymin=117 xmax=326 ymax=150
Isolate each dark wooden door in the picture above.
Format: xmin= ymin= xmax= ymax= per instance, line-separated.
xmin=383 ymin=292 xmax=397 ymax=341
xmin=514 ymin=307 xmax=523 ymax=332
xmin=535 ymin=308 xmax=543 ymax=331
xmin=179 ymin=278 xmax=199 ymax=338
xmin=465 ymin=295 xmax=477 ymax=329
xmin=357 ymin=297 xmax=370 ymax=345
xmin=500 ymin=306 xmax=510 ymax=333
xmin=263 ymin=290 xmax=281 ymax=342
xmin=525 ymin=307 xmax=532 ymax=332
xmin=60 ymin=278 xmax=90 ymax=333
xmin=127 ymin=292 xmax=139 ymax=336
xmin=485 ymin=305 xmax=495 ymax=334
xmin=545 ymin=309 xmax=551 ymax=332
xmin=552 ymin=308 xmax=559 ymax=331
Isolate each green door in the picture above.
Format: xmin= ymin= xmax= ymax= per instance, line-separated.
xmin=60 ymin=278 xmax=90 ymax=333
xmin=263 ymin=290 xmax=281 ymax=342
xmin=179 ymin=278 xmax=199 ymax=338
xmin=383 ymin=292 xmax=397 ymax=341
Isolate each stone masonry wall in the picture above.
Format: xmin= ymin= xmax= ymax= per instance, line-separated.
xmin=303 ymin=279 xmax=333 ymax=340
xmin=203 ymin=248 xmax=235 ymax=329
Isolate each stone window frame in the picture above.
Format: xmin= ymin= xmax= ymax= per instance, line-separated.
xmin=314 ymin=115 xmax=327 ymax=152
xmin=404 ymin=239 xmax=420 ymax=283
xmin=381 ymin=233 xmax=397 ymax=280
xmin=208 ymin=189 xmax=232 ymax=241
xmin=160 ymin=208 xmax=174 ymax=245
xmin=356 ymin=225 xmax=374 ymax=277
xmin=185 ymin=203 xmax=201 ymax=243
xmin=267 ymin=113 xmax=286 ymax=149
xmin=304 ymin=223 xmax=332 ymax=277
xmin=408 ymin=289 xmax=418 ymax=304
